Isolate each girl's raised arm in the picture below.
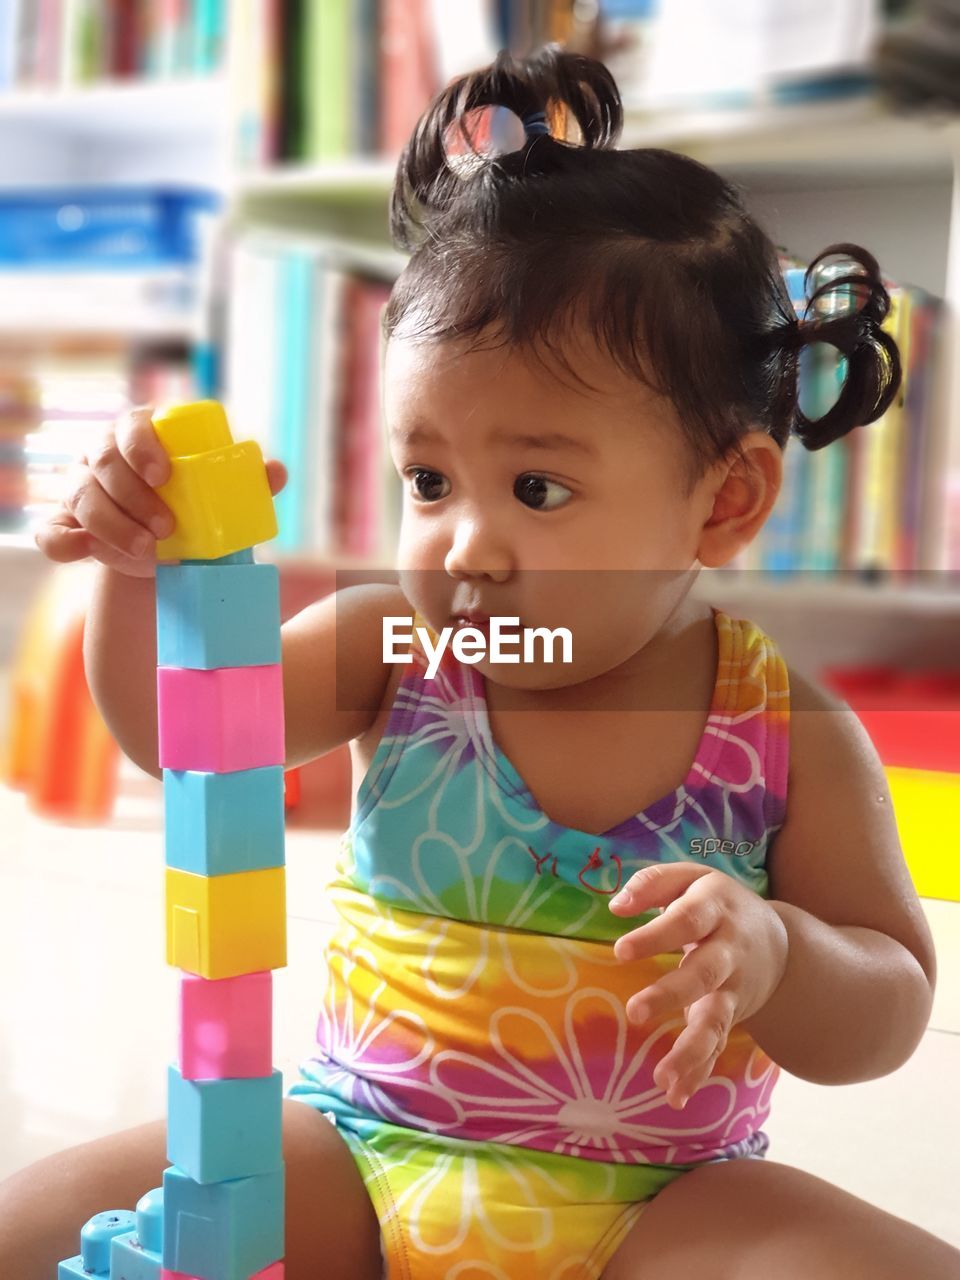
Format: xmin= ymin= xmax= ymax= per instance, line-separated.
xmin=281 ymin=582 xmax=411 ymax=770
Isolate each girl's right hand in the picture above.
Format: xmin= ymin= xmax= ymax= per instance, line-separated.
xmin=35 ymin=406 xmax=287 ymax=577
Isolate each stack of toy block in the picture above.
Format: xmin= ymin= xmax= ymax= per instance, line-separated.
xmin=58 ymin=401 xmax=287 ymax=1280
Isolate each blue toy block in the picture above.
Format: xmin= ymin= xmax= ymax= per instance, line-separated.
xmin=162 ymin=1164 xmax=284 ymax=1280
xmin=82 ymin=1211 xmax=138 ymax=1272
xmin=163 ymin=767 xmax=285 ymax=876
xmin=59 ymin=1210 xmax=137 ymax=1276
xmin=110 ymin=1231 xmax=161 ymax=1280
xmin=167 ymin=1065 xmax=283 ymax=1184
xmin=156 ymin=561 xmax=280 ymax=669
xmin=133 ymin=1188 xmax=164 ymax=1254
xmin=59 ymin=1258 xmax=95 ymax=1278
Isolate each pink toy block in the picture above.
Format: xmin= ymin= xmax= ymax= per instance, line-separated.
xmin=180 ymin=972 xmax=273 ymax=1080
xmin=157 ymin=666 xmax=284 ymax=773
xmin=161 ymin=1265 xmax=283 ymax=1279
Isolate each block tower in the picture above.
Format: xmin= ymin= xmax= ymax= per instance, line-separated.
xmin=58 ymin=401 xmax=287 ymax=1280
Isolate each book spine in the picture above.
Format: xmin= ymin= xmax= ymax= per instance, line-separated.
xmin=193 ymin=0 xmax=226 ymax=72
xmin=313 ymin=267 xmax=348 ymax=557
xmin=273 ymin=250 xmax=315 ymax=552
xmin=851 ymin=286 xmax=904 ymax=574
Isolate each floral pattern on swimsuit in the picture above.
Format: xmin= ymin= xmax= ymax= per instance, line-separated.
xmin=291 ymin=605 xmax=789 ymax=1278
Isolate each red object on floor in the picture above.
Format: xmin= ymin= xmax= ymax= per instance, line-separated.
xmin=283 ymin=767 xmax=301 ymax=810
xmin=821 ymin=665 xmax=960 ymax=774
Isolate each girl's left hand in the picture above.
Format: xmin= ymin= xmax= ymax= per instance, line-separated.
xmin=609 ymin=863 xmax=789 ymax=1110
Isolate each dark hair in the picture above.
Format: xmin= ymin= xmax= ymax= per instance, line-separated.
xmin=383 ymin=45 xmax=902 ymax=494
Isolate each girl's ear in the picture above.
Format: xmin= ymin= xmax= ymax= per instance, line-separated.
xmin=694 ymin=432 xmax=783 ymax=569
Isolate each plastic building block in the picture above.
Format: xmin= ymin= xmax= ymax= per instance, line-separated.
xmin=179 ymin=972 xmax=272 ymax=1080
xmin=156 ymin=562 xmax=281 ymax=670
xmin=160 ymin=1265 xmax=283 ymax=1280
xmin=111 ymin=1230 xmax=161 ymax=1280
xmin=153 ymin=401 xmax=231 ymax=457
xmin=157 ymin=665 xmax=284 ymax=774
xmin=58 ymin=1209 xmax=137 ymax=1276
xmin=58 ymin=1254 xmax=91 ymax=1274
xmin=167 ymin=1066 xmax=283 ymax=1183
xmin=134 ymin=1188 xmax=165 ymax=1254
xmin=83 ymin=1211 xmax=139 ymax=1271
xmin=162 ymin=1165 xmax=284 ymax=1280
xmin=153 ymin=402 xmax=277 ymax=561
xmin=164 ymin=768 xmax=285 ymax=877
xmin=166 ymin=866 xmax=286 ymax=980
xmin=60 ymin=1259 xmax=99 ymax=1278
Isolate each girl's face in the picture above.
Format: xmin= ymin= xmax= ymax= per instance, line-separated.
xmin=383 ymin=327 xmax=721 ymax=693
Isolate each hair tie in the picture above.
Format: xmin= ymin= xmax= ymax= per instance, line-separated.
xmin=522 ymin=109 xmax=550 ymax=139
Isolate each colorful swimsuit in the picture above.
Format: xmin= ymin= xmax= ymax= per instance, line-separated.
xmin=290 ymin=606 xmax=790 ymax=1278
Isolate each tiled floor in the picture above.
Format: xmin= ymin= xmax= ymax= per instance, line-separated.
xmin=1 ymin=766 xmax=959 ymax=1250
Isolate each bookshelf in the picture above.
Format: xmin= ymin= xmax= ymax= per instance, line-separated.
xmin=230 ymin=90 xmax=960 ymax=590
xmin=2 ymin=38 xmax=960 ymax=658
xmin=0 ymin=67 xmax=229 ymax=661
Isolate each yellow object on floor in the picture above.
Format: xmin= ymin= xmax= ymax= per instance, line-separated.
xmin=886 ymin=766 xmax=960 ymax=903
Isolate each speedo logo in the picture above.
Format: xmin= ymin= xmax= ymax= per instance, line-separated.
xmin=689 ymin=838 xmax=762 ymax=859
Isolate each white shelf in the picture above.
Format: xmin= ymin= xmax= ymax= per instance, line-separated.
xmin=0 ymin=269 xmax=206 ymax=341
xmin=230 ymin=98 xmax=960 ymax=203
xmin=232 ymin=158 xmax=397 ymax=201
xmin=621 ymin=93 xmax=960 ymax=182
xmin=0 ymin=82 xmax=953 ymax=188
xmin=0 ymin=77 xmax=228 ymax=141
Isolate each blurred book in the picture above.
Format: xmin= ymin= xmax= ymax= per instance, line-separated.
xmin=231 ymin=0 xmax=501 ymax=167
xmin=22 ymin=344 xmax=198 ymax=527
xmin=799 ymin=259 xmax=852 ymax=574
xmin=0 ymin=0 xmax=226 ymax=86
xmin=842 ymin=279 xmax=941 ymax=575
xmin=0 ymin=187 xmax=221 ymax=336
xmin=0 ymin=368 xmax=40 ymax=532
xmin=0 ymin=185 xmax=221 ymax=538
xmin=225 ymin=230 xmax=396 ymax=561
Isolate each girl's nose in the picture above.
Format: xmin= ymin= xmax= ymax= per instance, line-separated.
xmin=444 ymin=518 xmax=513 ymax=581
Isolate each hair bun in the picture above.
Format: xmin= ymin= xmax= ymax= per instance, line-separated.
xmin=390 ymin=44 xmax=623 ymax=251
xmin=780 ymin=242 xmax=902 ymax=451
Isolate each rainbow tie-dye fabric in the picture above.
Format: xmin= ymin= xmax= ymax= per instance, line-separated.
xmin=291 ymin=606 xmax=790 ymax=1278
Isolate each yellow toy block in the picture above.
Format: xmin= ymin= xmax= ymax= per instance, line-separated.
xmin=166 ymin=865 xmax=287 ymax=979
xmin=153 ymin=401 xmax=278 ymax=560
xmin=886 ymin=766 xmax=960 ymax=903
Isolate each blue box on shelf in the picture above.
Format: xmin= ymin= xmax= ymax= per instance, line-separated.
xmin=0 ymin=188 xmax=221 ymax=269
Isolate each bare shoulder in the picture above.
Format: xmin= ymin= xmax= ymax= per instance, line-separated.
xmin=784 ymin=662 xmax=895 ymax=777
xmin=281 ymin=581 xmax=414 ymax=768
xmin=770 ymin=663 xmax=936 ymax=987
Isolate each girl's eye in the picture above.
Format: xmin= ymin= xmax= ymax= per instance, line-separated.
xmin=405 ymin=468 xmax=571 ymax=510
xmin=407 ymin=469 xmax=450 ymax=502
xmin=514 ymin=473 xmax=573 ymax=511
